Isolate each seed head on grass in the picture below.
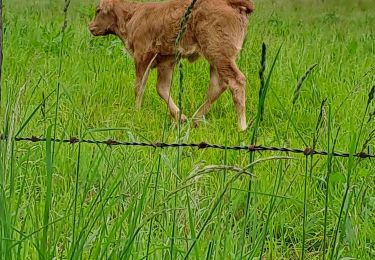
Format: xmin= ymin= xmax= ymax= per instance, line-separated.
xmin=0 ymin=0 xmax=3 ymax=105
xmin=361 ymin=128 xmax=375 ymax=152
xmin=259 ymin=43 xmax=266 ymax=91
xmin=258 ymin=43 xmax=267 ymax=121
xmin=292 ymin=63 xmax=318 ymax=105
xmin=313 ymin=98 xmax=327 ymax=149
xmin=187 ymin=164 xmax=254 ymax=181
xmin=175 ymin=0 xmax=197 ymax=46
xmin=367 ymin=84 xmax=375 ymax=104
xmin=368 ymin=110 xmax=375 ymax=122
xmin=174 ymin=0 xmax=198 ymax=64
xmin=366 ymin=85 xmax=375 ymax=122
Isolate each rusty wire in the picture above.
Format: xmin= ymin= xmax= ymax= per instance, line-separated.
xmin=0 ymin=134 xmax=374 ymax=159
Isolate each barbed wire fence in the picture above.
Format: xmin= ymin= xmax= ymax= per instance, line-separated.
xmin=0 ymin=134 xmax=374 ymax=159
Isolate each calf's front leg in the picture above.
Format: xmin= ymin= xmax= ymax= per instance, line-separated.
xmin=134 ymin=53 xmax=157 ymax=110
xmin=156 ymin=59 xmax=187 ymax=122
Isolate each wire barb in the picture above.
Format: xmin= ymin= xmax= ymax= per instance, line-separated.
xmin=303 ymin=147 xmax=314 ymax=156
xmin=198 ymin=142 xmax=209 ymax=149
xmin=69 ymin=137 xmax=78 ymax=144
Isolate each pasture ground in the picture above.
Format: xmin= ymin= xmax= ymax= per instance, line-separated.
xmin=1 ymin=0 xmax=374 ymax=258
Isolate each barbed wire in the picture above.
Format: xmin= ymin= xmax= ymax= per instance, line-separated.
xmin=0 ymin=134 xmax=374 ymax=159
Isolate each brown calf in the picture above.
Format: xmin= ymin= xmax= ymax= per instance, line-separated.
xmin=89 ymin=0 xmax=254 ymax=130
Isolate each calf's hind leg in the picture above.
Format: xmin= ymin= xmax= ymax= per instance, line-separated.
xmin=216 ymin=60 xmax=247 ymax=131
xmin=193 ymin=65 xmax=226 ymax=126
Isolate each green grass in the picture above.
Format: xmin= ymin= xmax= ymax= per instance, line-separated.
xmin=1 ymin=0 xmax=375 ymax=258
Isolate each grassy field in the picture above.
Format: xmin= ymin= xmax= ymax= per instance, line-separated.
xmin=1 ymin=0 xmax=375 ymax=258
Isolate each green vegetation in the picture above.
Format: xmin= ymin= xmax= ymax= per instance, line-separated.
xmin=1 ymin=0 xmax=374 ymax=258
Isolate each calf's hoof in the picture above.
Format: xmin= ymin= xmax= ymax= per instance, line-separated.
xmin=238 ymin=122 xmax=248 ymax=132
xmin=134 ymin=104 xmax=142 ymax=111
xmin=192 ymin=117 xmax=203 ymax=128
xmin=179 ymin=114 xmax=188 ymax=123
xmin=173 ymin=113 xmax=188 ymax=123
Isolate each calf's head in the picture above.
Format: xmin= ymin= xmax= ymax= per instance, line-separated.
xmin=89 ymin=0 xmax=118 ymax=36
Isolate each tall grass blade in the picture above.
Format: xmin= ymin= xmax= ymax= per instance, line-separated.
xmin=170 ymin=1 xmax=198 ymax=258
xmin=71 ymin=132 xmax=82 ymax=254
xmin=52 ymin=0 xmax=71 ymax=161
xmin=322 ymin=103 xmax=331 ymax=260
xmin=0 ymin=0 xmax=3 ymax=105
xmin=186 ymin=189 xmax=200 ymax=259
xmin=330 ymin=134 xmax=356 ymax=259
xmin=323 ymin=107 xmax=340 ymax=259
xmin=1 ymin=90 xmax=13 ymax=259
xmin=302 ymin=155 xmax=308 ymax=259
xmin=41 ymin=125 xmax=53 ymax=259
xmin=240 ymin=43 xmax=282 ymax=258
xmin=205 ymin=241 xmax=213 ymax=260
